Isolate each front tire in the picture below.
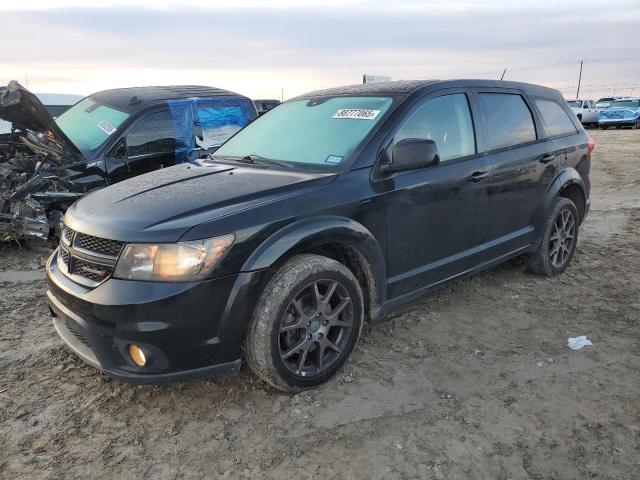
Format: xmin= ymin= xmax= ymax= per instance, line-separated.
xmin=245 ymin=254 xmax=364 ymax=392
xmin=526 ymin=197 xmax=579 ymax=276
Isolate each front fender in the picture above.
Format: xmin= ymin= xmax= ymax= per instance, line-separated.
xmin=241 ymin=215 xmax=387 ymax=306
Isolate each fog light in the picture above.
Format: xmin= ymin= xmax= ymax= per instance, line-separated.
xmin=128 ymin=344 xmax=147 ymax=367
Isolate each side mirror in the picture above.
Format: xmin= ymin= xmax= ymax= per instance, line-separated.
xmin=380 ymin=138 xmax=440 ymax=174
xmin=193 ymin=124 xmax=203 ymax=142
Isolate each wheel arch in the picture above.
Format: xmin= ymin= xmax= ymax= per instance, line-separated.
xmin=540 ymin=168 xmax=587 ymax=230
xmin=241 ymin=216 xmax=387 ymax=320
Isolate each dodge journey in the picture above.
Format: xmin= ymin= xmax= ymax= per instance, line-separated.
xmin=46 ymin=80 xmax=592 ymax=392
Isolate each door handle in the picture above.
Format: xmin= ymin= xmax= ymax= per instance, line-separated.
xmin=467 ymin=171 xmax=490 ymax=182
xmin=539 ymin=153 xmax=556 ymax=164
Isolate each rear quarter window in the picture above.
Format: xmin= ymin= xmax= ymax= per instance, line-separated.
xmin=478 ymin=93 xmax=537 ymax=151
xmin=534 ymin=99 xmax=578 ymax=137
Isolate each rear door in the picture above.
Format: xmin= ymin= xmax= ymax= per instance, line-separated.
xmin=532 ymin=96 xmax=584 ymax=201
xmin=382 ymin=89 xmax=493 ymax=298
xmin=474 ymin=89 xmax=556 ymax=261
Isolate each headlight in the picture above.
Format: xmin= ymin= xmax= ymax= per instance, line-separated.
xmin=113 ymin=234 xmax=235 ymax=282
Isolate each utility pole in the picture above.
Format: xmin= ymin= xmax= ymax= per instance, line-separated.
xmin=500 ymin=68 xmax=506 ymax=80
xmin=281 ymin=88 xmax=284 ymax=102
xmin=576 ymin=60 xmax=583 ymax=99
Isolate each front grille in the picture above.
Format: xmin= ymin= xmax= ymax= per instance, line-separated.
xmin=60 ymin=247 xmax=70 ymax=266
xmin=48 ymin=278 xmax=96 ymax=322
xmin=58 ymin=223 xmax=124 ymax=287
xmin=62 ymin=225 xmax=74 ymax=245
xmin=64 ymin=318 xmax=90 ymax=348
xmin=75 ymin=233 xmax=124 ymax=258
xmin=72 ymin=258 xmax=112 ymax=283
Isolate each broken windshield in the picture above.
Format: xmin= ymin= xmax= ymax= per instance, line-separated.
xmin=55 ymin=98 xmax=130 ymax=154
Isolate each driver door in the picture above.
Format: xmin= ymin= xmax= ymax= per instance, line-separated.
xmin=381 ymin=90 xmax=492 ymax=298
xmin=123 ymin=109 xmax=177 ymax=177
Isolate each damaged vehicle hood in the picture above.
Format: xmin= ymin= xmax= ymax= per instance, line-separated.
xmin=65 ymin=162 xmax=336 ymax=242
xmin=0 ymin=80 xmax=84 ymax=163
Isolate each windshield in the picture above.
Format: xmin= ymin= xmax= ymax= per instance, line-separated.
xmin=566 ymin=100 xmax=583 ymax=108
xmin=608 ymin=100 xmax=640 ymax=109
xmin=55 ymin=97 xmax=130 ymax=154
xmin=597 ymin=98 xmax=614 ymax=103
xmin=214 ymin=96 xmax=393 ymax=167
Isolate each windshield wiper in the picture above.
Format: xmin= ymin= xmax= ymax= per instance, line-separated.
xmin=208 ymin=154 xmax=292 ymax=169
xmin=237 ymin=154 xmax=292 ymax=168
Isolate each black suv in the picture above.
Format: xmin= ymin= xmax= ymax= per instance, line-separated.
xmin=46 ymin=80 xmax=592 ymax=392
xmin=0 ymin=82 xmax=257 ymax=241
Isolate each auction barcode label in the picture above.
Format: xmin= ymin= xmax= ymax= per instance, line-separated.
xmin=332 ymin=109 xmax=381 ymax=120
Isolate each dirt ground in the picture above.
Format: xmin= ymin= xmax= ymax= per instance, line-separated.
xmin=1 ymin=129 xmax=639 ymax=480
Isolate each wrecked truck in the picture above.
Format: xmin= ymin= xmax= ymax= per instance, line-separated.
xmin=0 ymin=81 xmax=257 ymax=242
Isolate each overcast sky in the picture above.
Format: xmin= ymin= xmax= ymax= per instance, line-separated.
xmin=1 ymin=0 xmax=639 ymax=100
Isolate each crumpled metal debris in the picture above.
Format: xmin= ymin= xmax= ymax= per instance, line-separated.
xmin=0 ymin=81 xmax=84 ymax=242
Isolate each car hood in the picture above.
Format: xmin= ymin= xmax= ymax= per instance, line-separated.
xmin=0 ymin=80 xmax=83 ymax=161
xmin=65 ymin=161 xmax=337 ymax=242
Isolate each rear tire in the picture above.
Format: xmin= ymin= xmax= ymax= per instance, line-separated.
xmin=526 ymin=197 xmax=579 ymax=276
xmin=245 ymin=254 xmax=364 ymax=392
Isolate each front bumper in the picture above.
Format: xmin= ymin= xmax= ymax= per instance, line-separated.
xmin=46 ymin=248 xmax=268 ymax=383
xmin=598 ymin=117 xmax=639 ymax=126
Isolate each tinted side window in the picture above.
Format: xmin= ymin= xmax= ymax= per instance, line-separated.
xmin=127 ymin=110 xmax=175 ymax=157
xmin=534 ymin=99 xmax=578 ymax=137
xmin=395 ymin=93 xmax=476 ymax=162
xmin=479 ymin=93 xmax=536 ymax=150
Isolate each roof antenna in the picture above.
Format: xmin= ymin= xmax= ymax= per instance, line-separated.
xmin=500 ymin=68 xmax=506 ymax=80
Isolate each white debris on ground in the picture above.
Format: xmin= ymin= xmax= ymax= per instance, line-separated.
xmin=567 ymin=335 xmax=593 ymax=350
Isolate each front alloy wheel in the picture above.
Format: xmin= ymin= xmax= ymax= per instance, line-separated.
xmin=246 ymin=254 xmax=364 ymax=392
xmin=279 ymin=279 xmax=354 ymax=377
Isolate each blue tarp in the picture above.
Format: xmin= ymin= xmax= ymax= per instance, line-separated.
xmin=167 ymin=97 xmax=252 ymax=163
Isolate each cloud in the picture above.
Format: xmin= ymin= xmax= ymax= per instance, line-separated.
xmin=2 ymin=1 xmax=639 ymax=99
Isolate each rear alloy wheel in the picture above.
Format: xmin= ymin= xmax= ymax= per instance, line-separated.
xmin=246 ymin=254 xmax=364 ymax=391
xmin=526 ymin=197 xmax=579 ymax=276
xmin=548 ymin=209 xmax=577 ymax=269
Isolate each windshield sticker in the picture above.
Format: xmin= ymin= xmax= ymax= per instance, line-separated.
xmin=325 ymin=155 xmax=343 ymax=164
xmin=332 ymin=109 xmax=381 ymax=120
xmin=96 ymin=120 xmax=117 ymax=135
